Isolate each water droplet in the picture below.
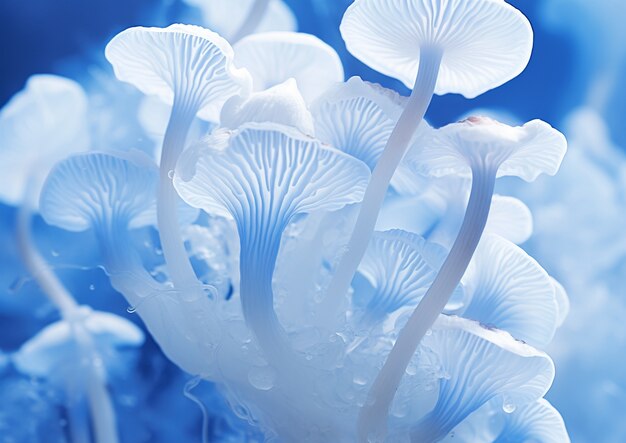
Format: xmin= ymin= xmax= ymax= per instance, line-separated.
xmin=88 ymin=284 xmax=95 ymax=291
xmin=503 ymin=403 xmax=516 ymax=414
xmin=9 ymin=277 xmax=27 ymax=293
xmin=167 ymin=170 xmax=175 ymax=179
xmin=248 ymin=366 xmax=276 ymax=391
xmin=353 ymin=375 xmax=368 ymax=386
xmin=50 ymin=250 xmax=60 ymax=257
xmin=425 ymin=329 xmax=433 ymax=336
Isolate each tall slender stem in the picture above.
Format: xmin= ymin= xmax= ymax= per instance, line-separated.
xmin=231 ymin=0 xmax=271 ymax=43
xmin=15 ymin=204 xmax=119 ymax=443
xmin=357 ymin=165 xmax=496 ymax=442
xmin=323 ymin=47 xmax=443 ymax=312
xmin=16 ymin=205 xmax=78 ymax=315
xmin=72 ymin=323 xmax=119 ymax=443
xmin=157 ymin=99 xmax=200 ymax=293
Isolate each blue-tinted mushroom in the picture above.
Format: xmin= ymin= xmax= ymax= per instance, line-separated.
xmin=311 ymin=76 xmax=431 ymax=194
xmin=14 ymin=307 xmax=143 ymax=443
xmin=220 ymin=78 xmax=314 ymax=135
xmin=234 ymin=32 xmax=344 ymax=103
xmin=174 ymin=123 xmax=370 ymax=364
xmin=354 ymin=230 xmax=463 ymax=326
xmin=327 ymin=0 xmax=533 ymax=307
xmin=105 ymin=24 xmax=251 ymax=294
xmin=0 ymin=74 xmax=89 ymax=209
xmin=360 ymin=116 xmax=566 ymax=438
xmin=461 ymin=234 xmax=559 ymax=347
xmin=491 ymin=399 xmax=570 ymax=442
xmin=380 ymin=316 xmax=554 ymax=443
xmin=443 ymin=397 xmax=569 ymax=442
xmin=39 ymin=151 xmax=214 ymax=375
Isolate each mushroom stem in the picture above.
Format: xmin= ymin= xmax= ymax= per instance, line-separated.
xmin=15 ymin=205 xmax=120 ymax=443
xmin=15 ymin=204 xmax=78 ymax=315
xmin=357 ymin=163 xmax=496 ymax=442
xmin=231 ymin=0 xmax=271 ymax=43
xmin=323 ymin=47 xmax=442 ymax=311
xmin=239 ymin=219 xmax=294 ymax=364
xmin=72 ymin=322 xmax=120 ymax=443
xmin=157 ymin=98 xmax=201 ymax=294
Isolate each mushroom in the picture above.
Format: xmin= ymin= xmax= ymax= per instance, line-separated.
xmin=233 ymin=31 xmax=344 ymax=103
xmin=444 ymin=398 xmax=570 ymax=443
xmin=353 ymin=230 xmax=463 ymax=327
xmin=359 ymin=116 xmax=566 ymax=440
xmin=14 ymin=307 xmax=143 ymax=443
xmin=220 ymin=78 xmax=314 ymax=135
xmin=460 ymin=234 xmax=559 ymax=347
xmin=384 ymin=316 xmax=554 ymax=443
xmin=311 ymin=76 xmax=430 ymax=193
xmin=326 ymin=0 xmax=534 ymax=307
xmin=492 ymin=399 xmax=570 ymax=442
xmin=184 ymin=0 xmax=296 ymax=43
xmin=0 ymin=74 xmax=89 ymax=209
xmin=39 ymin=151 xmax=213 ymax=376
xmin=105 ymin=24 xmax=251 ymax=295
xmin=0 ymin=75 xmax=130 ymax=443
xmin=174 ymin=123 xmax=370 ymax=364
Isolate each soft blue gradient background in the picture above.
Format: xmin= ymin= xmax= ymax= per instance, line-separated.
xmin=0 ymin=1 xmax=624 ymax=442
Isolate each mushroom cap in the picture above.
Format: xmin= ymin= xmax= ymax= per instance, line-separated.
xmin=105 ymin=24 xmax=251 ymax=122
xmin=40 ymin=151 xmax=197 ymax=232
xmin=340 ymin=0 xmax=533 ymax=98
xmin=462 ymin=234 xmax=559 ymax=347
xmin=14 ymin=307 xmax=144 ymax=378
xmin=409 ymin=315 xmax=555 ymax=441
xmin=0 ymin=74 xmax=89 ymax=207
xmin=408 ymin=117 xmax=567 ymax=182
xmin=184 ymin=0 xmax=297 ymax=41
xmin=496 ymin=399 xmax=570 ymax=442
xmin=311 ymin=76 xmax=431 ymax=193
xmin=355 ymin=230 xmax=464 ymax=321
xmin=485 ymin=195 xmax=533 ymax=245
xmin=234 ymin=32 xmax=344 ymax=103
xmin=220 ymin=78 xmax=314 ymax=135
xmin=174 ymin=122 xmax=370 ymax=227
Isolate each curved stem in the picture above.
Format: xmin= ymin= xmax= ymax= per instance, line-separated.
xmin=16 ymin=205 xmax=78 ymax=315
xmin=157 ymin=99 xmax=201 ymax=294
xmin=357 ymin=165 xmax=496 ymax=442
xmin=231 ymin=0 xmax=271 ymax=43
xmin=323 ymin=47 xmax=443 ymax=313
xmin=15 ymin=205 xmax=119 ymax=443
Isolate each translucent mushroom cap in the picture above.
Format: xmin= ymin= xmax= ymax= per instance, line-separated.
xmin=39 ymin=152 xmax=185 ymax=232
xmin=174 ymin=122 xmax=370 ymax=226
xmin=14 ymin=307 xmax=144 ymax=378
xmin=311 ymin=76 xmax=431 ymax=193
xmin=340 ymin=0 xmax=533 ymax=98
xmin=220 ymin=78 xmax=314 ymax=135
xmin=407 ymin=315 xmax=555 ymax=441
xmin=409 ymin=116 xmax=567 ymax=181
xmin=234 ymin=32 xmax=344 ymax=103
xmin=0 ymin=74 xmax=89 ymax=207
xmin=356 ymin=230 xmax=464 ymax=320
xmin=105 ymin=24 xmax=251 ymax=121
